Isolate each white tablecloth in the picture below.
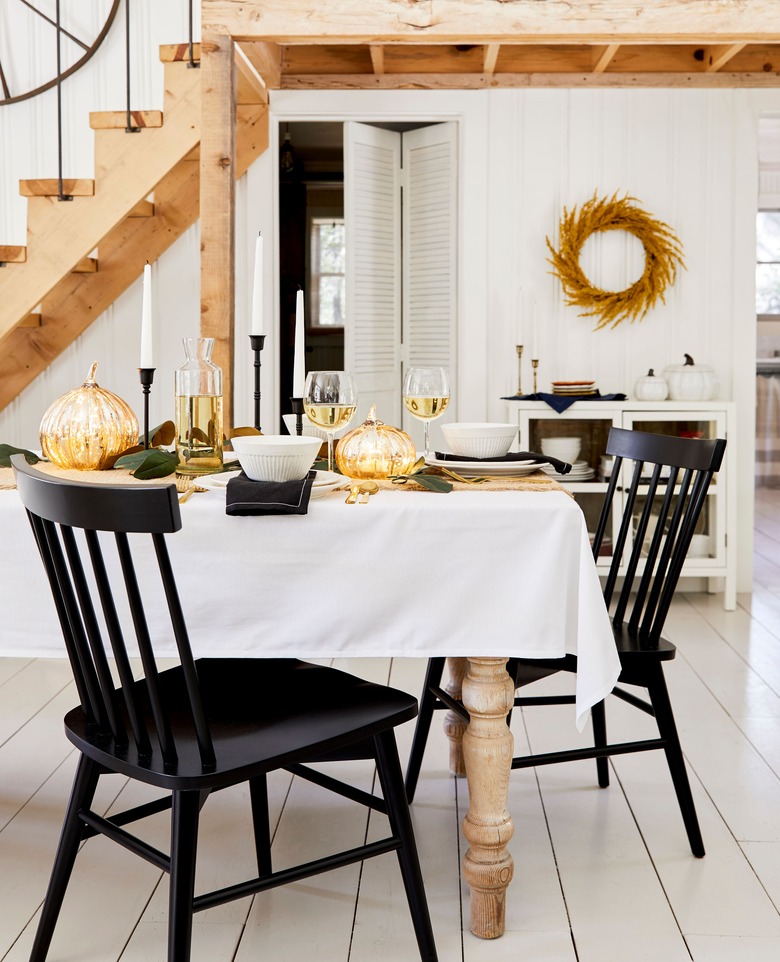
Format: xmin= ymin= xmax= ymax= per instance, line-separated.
xmin=0 ymin=485 xmax=620 ymax=728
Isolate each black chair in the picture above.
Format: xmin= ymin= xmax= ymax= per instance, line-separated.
xmin=11 ymin=457 xmax=437 ymax=962
xmin=405 ymin=428 xmax=727 ymax=858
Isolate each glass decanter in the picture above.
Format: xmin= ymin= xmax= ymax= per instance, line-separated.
xmin=174 ymin=337 xmax=224 ymax=475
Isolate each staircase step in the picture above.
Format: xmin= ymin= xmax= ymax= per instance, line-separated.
xmin=0 ymin=246 xmax=26 ymax=264
xmin=90 ymin=110 xmax=163 ymax=130
xmin=160 ymin=42 xmax=201 ymax=63
xmin=72 ymin=256 xmax=98 ymax=273
xmin=128 ymin=199 xmax=155 ymax=217
xmin=19 ymin=312 xmax=42 ymax=328
xmin=19 ymin=179 xmax=95 ymax=197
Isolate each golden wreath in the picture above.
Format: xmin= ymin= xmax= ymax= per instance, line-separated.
xmin=546 ymin=192 xmax=685 ymax=330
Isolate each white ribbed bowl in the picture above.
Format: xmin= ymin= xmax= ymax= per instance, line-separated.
xmin=281 ymin=413 xmax=349 ymax=442
xmin=441 ymin=423 xmax=518 ymax=459
xmin=231 ymin=435 xmax=321 ymax=482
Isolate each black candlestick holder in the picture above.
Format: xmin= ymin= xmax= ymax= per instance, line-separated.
xmin=138 ymin=368 xmax=156 ymax=449
xmin=249 ymin=334 xmax=267 ymax=431
xmin=290 ymin=396 xmax=305 ymax=436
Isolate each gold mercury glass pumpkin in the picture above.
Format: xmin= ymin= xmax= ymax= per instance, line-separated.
xmin=39 ymin=362 xmax=139 ymax=470
xmin=335 ymin=405 xmax=417 ymax=480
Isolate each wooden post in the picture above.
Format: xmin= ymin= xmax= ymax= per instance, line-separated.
xmin=200 ymin=30 xmax=236 ymax=432
xmin=461 ymin=656 xmax=516 ymax=939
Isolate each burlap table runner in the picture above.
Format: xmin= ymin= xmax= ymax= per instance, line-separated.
xmin=1 ymin=463 xmax=573 ymax=497
xmin=0 ymin=463 xmax=156 ymax=489
xmin=371 ymin=469 xmax=573 ymax=495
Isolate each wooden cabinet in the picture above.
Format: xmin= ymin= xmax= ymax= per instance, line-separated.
xmin=507 ymin=400 xmax=737 ymax=610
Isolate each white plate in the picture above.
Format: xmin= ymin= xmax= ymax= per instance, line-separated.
xmin=425 ymin=456 xmax=542 ymax=478
xmin=194 ymin=469 xmax=346 ymax=498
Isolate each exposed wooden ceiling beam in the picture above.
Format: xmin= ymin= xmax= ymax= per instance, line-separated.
xmin=203 ymin=0 xmax=780 ymax=44
xmin=370 ymin=44 xmax=385 ymax=75
xmin=235 ymin=43 xmax=269 ymax=103
xmin=483 ymin=43 xmax=500 ymax=76
xmin=593 ymin=44 xmax=621 ymax=74
xmin=237 ymin=41 xmax=283 ymax=88
xmin=280 ymin=71 xmax=780 ymax=90
xmin=704 ymin=43 xmax=748 ymax=72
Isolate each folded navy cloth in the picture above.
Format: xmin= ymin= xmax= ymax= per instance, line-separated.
xmin=502 ymin=391 xmax=627 ymax=413
xmin=226 ymin=470 xmax=316 ymax=516
xmin=434 ymin=451 xmax=572 ymax=475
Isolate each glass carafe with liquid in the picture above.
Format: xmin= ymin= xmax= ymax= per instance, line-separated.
xmin=175 ymin=337 xmax=223 ymax=475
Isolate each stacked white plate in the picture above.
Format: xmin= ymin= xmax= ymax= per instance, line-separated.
xmin=540 ymin=459 xmax=595 ymax=482
xmin=550 ymin=380 xmax=598 ymax=396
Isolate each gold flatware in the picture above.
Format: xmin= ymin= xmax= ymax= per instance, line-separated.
xmin=345 ymin=483 xmax=362 ymax=504
xmin=358 ymin=480 xmax=379 ymax=504
xmin=175 ymin=476 xmax=208 ymax=503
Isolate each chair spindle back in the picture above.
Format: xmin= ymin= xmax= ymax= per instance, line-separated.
xmin=12 ymin=458 xmax=216 ymax=772
xmin=590 ymin=428 xmax=726 ymax=647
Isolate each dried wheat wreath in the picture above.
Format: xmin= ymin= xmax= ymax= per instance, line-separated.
xmin=546 ymin=192 xmax=685 ymax=330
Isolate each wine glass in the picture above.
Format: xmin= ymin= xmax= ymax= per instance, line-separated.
xmin=303 ymin=371 xmax=358 ymax=473
xmin=403 ymin=366 xmax=450 ymax=459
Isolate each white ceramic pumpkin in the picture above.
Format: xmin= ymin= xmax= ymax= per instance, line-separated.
xmin=633 ymin=369 xmax=669 ymax=402
xmin=664 ymin=354 xmax=719 ymax=401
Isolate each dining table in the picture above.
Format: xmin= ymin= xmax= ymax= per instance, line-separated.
xmin=0 ymin=464 xmax=620 ymax=940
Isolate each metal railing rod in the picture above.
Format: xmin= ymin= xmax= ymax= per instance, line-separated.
xmin=124 ymin=0 xmax=140 ymax=132
xmin=188 ymin=0 xmax=198 ymax=68
xmin=55 ymin=0 xmax=71 ymax=201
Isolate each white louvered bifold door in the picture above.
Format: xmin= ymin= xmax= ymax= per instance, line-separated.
xmin=401 ymin=122 xmax=458 ymax=441
xmin=344 ymin=122 xmax=402 ymax=426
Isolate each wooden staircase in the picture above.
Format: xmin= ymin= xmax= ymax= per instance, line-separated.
xmin=0 ymin=43 xmax=268 ymax=414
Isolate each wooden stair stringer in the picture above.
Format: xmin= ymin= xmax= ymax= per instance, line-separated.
xmin=0 ymin=104 xmax=268 ymax=414
xmin=0 ymin=59 xmax=201 ymax=342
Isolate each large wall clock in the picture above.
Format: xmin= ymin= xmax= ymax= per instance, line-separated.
xmin=0 ymin=0 xmax=120 ymax=106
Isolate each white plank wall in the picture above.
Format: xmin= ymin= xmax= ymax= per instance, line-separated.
xmin=0 ymin=491 xmax=779 ymax=959
xmin=3 ymin=71 xmax=780 ymax=590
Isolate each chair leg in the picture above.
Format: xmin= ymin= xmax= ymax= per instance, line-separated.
xmin=30 ymin=754 xmax=101 ymax=962
xmin=591 ymin=699 xmax=610 ymax=788
xmin=168 ymin=790 xmax=201 ymax=962
xmin=249 ymin=773 xmax=272 ymax=876
xmin=405 ymin=658 xmax=445 ymax=803
xmin=375 ymin=730 xmax=438 ymax=962
xmin=646 ymin=664 xmax=705 ymax=858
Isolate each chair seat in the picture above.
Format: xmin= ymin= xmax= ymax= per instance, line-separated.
xmin=65 ymin=658 xmax=418 ymax=790
xmin=510 ymin=623 xmax=676 ymax=687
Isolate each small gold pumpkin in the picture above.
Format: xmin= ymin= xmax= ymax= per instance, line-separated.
xmin=39 ymin=362 xmax=139 ymax=470
xmin=335 ymin=405 xmax=417 ymax=480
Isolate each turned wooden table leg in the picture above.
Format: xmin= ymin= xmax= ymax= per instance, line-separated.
xmin=444 ymin=656 xmax=468 ymax=776
xmin=461 ymin=656 xmax=515 ymax=940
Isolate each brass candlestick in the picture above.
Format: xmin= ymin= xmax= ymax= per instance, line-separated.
xmin=516 ymin=344 xmax=523 ymax=395
xmin=532 ymin=358 xmax=539 ymax=394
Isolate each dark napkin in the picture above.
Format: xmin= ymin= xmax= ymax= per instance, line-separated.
xmin=502 ymin=391 xmax=627 ymax=413
xmin=225 ymin=470 xmax=316 ymax=516
xmin=434 ymin=451 xmax=572 ymax=475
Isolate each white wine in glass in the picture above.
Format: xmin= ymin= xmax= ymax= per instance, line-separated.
xmin=303 ymin=371 xmax=358 ymax=472
xmin=403 ymin=366 xmax=450 ymax=458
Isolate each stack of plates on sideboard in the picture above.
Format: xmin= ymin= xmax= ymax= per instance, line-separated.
xmin=541 ymin=460 xmax=595 ymax=482
xmin=551 ymin=380 xmax=598 ymax=396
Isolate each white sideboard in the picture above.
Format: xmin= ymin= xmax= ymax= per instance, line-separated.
xmin=506 ymin=399 xmax=737 ymax=610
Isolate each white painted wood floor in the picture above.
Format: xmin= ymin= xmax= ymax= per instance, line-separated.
xmin=1 ymin=487 xmax=779 ymax=961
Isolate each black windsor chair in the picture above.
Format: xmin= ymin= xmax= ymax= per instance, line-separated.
xmin=404 ymin=427 xmax=727 ymax=858
xmin=11 ymin=457 xmax=437 ymax=962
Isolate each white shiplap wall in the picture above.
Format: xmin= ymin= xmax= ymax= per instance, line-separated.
xmin=2 ymin=68 xmax=778 ymax=591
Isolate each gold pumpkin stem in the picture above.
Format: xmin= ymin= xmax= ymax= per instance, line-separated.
xmin=84 ymin=361 xmax=99 ymax=385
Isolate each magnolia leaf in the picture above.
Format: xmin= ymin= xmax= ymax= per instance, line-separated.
xmin=114 ymin=449 xmax=179 ymax=479
xmin=129 ymin=450 xmax=179 ymax=480
xmin=148 ymin=420 xmax=175 ymax=447
xmin=388 ymin=470 xmax=452 ymax=493
xmin=0 ymin=444 xmax=40 ymax=467
xmin=409 ymin=474 xmax=453 ymax=493
xmin=229 ymin=426 xmax=262 ymax=439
